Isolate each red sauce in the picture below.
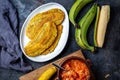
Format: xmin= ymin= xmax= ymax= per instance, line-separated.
xmin=60 ymin=59 xmax=90 ymax=80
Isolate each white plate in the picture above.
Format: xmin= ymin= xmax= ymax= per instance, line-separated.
xmin=20 ymin=2 xmax=69 ymax=62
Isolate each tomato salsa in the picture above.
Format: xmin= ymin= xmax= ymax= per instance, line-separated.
xmin=60 ymin=58 xmax=90 ymax=80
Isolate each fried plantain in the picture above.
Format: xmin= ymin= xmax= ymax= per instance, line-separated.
xmin=42 ymin=25 xmax=63 ymax=55
xmin=26 ymin=8 xmax=64 ymax=40
xmin=26 ymin=18 xmax=51 ymax=40
xmin=24 ymin=21 xmax=57 ymax=57
xmin=41 ymin=8 xmax=65 ymax=25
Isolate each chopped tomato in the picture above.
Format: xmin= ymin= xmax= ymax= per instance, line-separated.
xmin=60 ymin=59 xmax=90 ymax=80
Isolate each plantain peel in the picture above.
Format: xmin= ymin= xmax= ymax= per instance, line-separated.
xmin=24 ymin=22 xmax=57 ymax=57
xmin=42 ymin=25 xmax=63 ymax=55
xmin=26 ymin=8 xmax=64 ymax=40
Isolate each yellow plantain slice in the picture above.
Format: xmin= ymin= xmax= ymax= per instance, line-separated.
xmin=24 ymin=21 xmax=57 ymax=57
xmin=42 ymin=25 xmax=63 ymax=55
xmin=26 ymin=8 xmax=64 ymax=40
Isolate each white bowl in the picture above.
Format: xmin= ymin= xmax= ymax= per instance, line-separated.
xmin=20 ymin=2 xmax=69 ymax=62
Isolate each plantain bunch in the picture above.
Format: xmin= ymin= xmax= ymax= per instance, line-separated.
xmin=69 ymin=0 xmax=110 ymax=52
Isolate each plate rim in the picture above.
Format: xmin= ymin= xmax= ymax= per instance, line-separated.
xmin=20 ymin=2 xmax=69 ymax=62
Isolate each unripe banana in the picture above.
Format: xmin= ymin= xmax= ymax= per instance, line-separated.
xmin=75 ymin=26 xmax=94 ymax=50
xmin=75 ymin=28 xmax=88 ymax=49
xmin=79 ymin=4 xmax=97 ymax=52
xmin=69 ymin=0 xmax=93 ymax=27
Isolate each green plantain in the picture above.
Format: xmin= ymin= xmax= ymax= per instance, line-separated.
xmin=75 ymin=4 xmax=97 ymax=52
xmin=69 ymin=0 xmax=93 ymax=27
xmin=80 ymin=4 xmax=97 ymax=52
xmin=75 ymin=26 xmax=88 ymax=49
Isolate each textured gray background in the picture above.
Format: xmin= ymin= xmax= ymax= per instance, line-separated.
xmin=0 ymin=0 xmax=120 ymax=80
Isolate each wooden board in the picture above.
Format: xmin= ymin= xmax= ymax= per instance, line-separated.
xmin=19 ymin=50 xmax=85 ymax=80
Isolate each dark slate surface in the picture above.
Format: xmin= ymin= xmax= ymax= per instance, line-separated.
xmin=0 ymin=0 xmax=120 ymax=80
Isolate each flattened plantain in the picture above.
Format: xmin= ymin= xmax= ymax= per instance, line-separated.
xmin=42 ymin=25 xmax=63 ymax=55
xmin=26 ymin=18 xmax=51 ymax=40
xmin=42 ymin=8 xmax=65 ymax=25
xmin=26 ymin=8 xmax=64 ymax=40
xmin=24 ymin=21 xmax=57 ymax=57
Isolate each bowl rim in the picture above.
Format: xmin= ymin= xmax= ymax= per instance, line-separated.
xmin=57 ymin=56 xmax=92 ymax=80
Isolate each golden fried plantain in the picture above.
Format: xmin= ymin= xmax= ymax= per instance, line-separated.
xmin=41 ymin=8 xmax=65 ymax=25
xmin=26 ymin=18 xmax=51 ymax=40
xmin=24 ymin=21 xmax=57 ymax=57
xmin=26 ymin=8 xmax=64 ymax=40
xmin=42 ymin=25 xmax=63 ymax=55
